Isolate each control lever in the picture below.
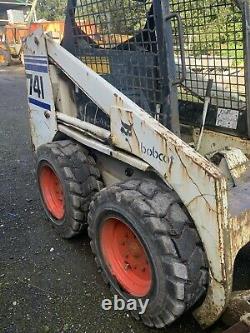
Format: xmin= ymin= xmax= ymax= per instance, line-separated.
xmin=196 ymin=79 xmax=213 ymax=151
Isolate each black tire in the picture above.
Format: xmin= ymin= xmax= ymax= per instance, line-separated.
xmin=36 ymin=140 xmax=103 ymax=239
xmin=88 ymin=178 xmax=208 ymax=328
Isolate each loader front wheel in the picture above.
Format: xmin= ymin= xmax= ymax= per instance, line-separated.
xmin=37 ymin=140 xmax=103 ymax=239
xmin=88 ymin=179 xmax=208 ymax=328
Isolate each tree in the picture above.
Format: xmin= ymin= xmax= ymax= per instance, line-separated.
xmin=171 ymin=0 xmax=243 ymax=60
xmin=37 ymin=0 xmax=67 ymax=21
xmin=82 ymin=0 xmax=151 ymax=35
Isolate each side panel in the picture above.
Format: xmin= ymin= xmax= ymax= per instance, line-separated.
xmin=23 ymin=29 xmax=57 ymax=149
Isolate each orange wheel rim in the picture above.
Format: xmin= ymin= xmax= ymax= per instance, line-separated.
xmin=39 ymin=165 xmax=65 ymax=220
xmin=100 ymin=217 xmax=152 ymax=297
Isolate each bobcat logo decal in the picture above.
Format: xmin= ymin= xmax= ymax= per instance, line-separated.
xmin=120 ymin=120 xmax=133 ymax=137
xmin=120 ymin=120 xmax=133 ymax=152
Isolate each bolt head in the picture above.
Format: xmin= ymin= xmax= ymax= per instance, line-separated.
xmin=44 ymin=111 xmax=50 ymax=119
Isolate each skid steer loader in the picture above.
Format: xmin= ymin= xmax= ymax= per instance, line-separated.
xmin=23 ymin=0 xmax=250 ymax=330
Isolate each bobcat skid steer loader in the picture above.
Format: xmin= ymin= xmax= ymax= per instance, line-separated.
xmin=23 ymin=0 xmax=250 ymax=330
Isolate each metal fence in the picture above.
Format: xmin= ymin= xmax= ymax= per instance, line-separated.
xmin=170 ymin=0 xmax=247 ymax=135
xmin=66 ymin=0 xmax=249 ymax=136
xmin=72 ymin=0 xmax=163 ymax=120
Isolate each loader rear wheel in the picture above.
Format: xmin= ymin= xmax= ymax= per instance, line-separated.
xmin=39 ymin=165 xmax=65 ymax=220
xmin=88 ymin=179 xmax=208 ymax=328
xmin=37 ymin=140 xmax=103 ymax=239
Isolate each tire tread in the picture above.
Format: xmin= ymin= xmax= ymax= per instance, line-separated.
xmin=88 ymin=178 xmax=208 ymax=327
xmin=37 ymin=140 xmax=102 ymax=238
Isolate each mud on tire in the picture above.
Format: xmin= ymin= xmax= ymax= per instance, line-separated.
xmin=36 ymin=140 xmax=103 ymax=239
xmin=88 ymin=178 xmax=208 ymax=328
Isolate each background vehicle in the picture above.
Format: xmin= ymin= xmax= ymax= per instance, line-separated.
xmin=0 ymin=20 xmax=64 ymax=66
xmin=0 ymin=40 xmax=11 ymax=65
xmin=23 ymin=0 xmax=250 ymax=330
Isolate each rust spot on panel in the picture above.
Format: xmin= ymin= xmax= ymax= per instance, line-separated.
xmin=195 ymin=284 xmax=224 ymax=328
xmin=174 ymin=146 xmax=217 ymax=213
xmin=193 ymin=128 xmax=250 ymax=157
xmin=114 ymin=93 xmax=124 ymax=109
xmin=228 ymin=179 xmax=250 ymax=260
xmin=168 ymin=155 xmax=174 ymax=174
xmin=229 ymin=211 xmax=250 ymax=261
xmin=156 ymin=123 xmax=223 ymax=180
xmin=222 ymin=291 xmax=250 ymax=328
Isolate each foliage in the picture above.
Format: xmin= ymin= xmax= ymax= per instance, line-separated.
xmin=171 ymin=0 xmax=243 ymax=60
xmin=37 ymin=0 xmax=67 ymax=21
xmin=82 ymin=0 xmax=244 ymax=60
xmin=81 ymin=0 xmax=151 ymax=35
xmin=37 ymin=0 xmax=244 ymax=62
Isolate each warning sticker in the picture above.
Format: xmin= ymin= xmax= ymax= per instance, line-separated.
xmin=216 ymin=108 xmax=239 ymax=129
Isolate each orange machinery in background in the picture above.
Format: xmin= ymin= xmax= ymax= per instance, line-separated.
xmin=0 ymin=20 xmax=65 ymax=66
xmin=0 ymin=19 xmax=116 ymax=66
xmin=29 ymin=20 xmax=65 ymax=41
